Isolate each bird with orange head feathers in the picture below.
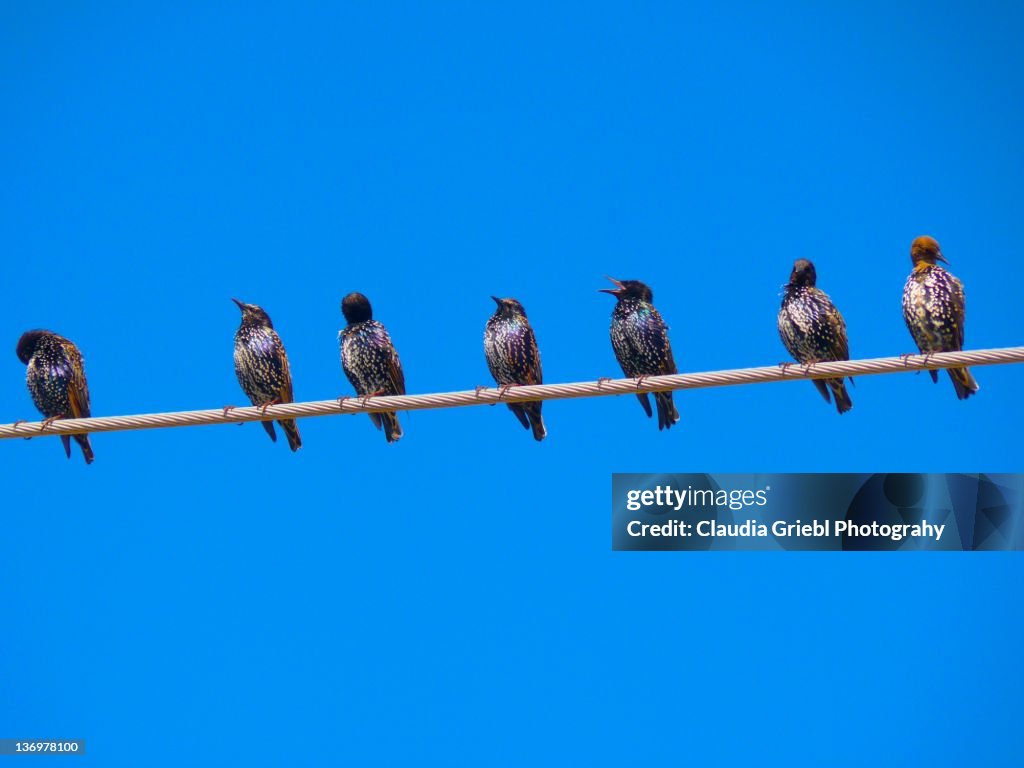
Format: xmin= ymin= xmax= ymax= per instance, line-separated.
xmin=902 ymin=236 xmax=979 ymax=399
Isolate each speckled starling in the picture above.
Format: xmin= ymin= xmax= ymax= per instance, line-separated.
xmin=777 ymin=259 xmax=853 ymax=414
xmin=484 ymin=296 xmax=547 ymax=441
xmin=600 ymin=277 xmax=680 ymax=430
xmin=15 ymin=329 xmax=94 ymax=464
xmin=902 ymin=236 xmax=979 ymax=399
xmin=232 ymin=298 xmax=302 ymax=451
xmin=339 ymin=292 xmax=405 ymax=443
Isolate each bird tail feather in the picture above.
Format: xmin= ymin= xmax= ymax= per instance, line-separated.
xmin=525 ymin=402 xmax=546 ymax=442
xmin=655 ymin=392 xmax=679 ymax=431
xmin=635 ymin=393 xmax=653 ymax=419
xmin=827 ymin=378 xmax=853 ymax=415
xmin=508 ymin=404 xmax=531 ymax=431
xmin=812 ymin=379 xmax=832 ymax=404
xmin=75 ymin=434 xmax=94 ymax=465
xmin=60 ymin=434 xmax=72 ymax=459
xmin=381 ymin=411 xmax=402 ymax=443
xmin=261 ymin=420 xmax=277 ymax=443
xmin=948 ymin=367 xmax=979 ymax=400
xmin=280 ymin=419 xmax=302 ymax=452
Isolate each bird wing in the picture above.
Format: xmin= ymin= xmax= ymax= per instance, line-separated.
xmin=64 ymin=341 xmax=91 ymax=419
xmin=826 ymin=303 xmax=850 ymax=361
xmin=660 ymin=337 xmax=677 ymax=376
xmin=950 ymin=274 xmax=967 ymax=349
xmin=521 ymin=325 xmax=543 ymax=385
xmin=653 ymin=308 xmax=678 ymax=375
xmin=387 ymin=345 xmax=406 ymax=395
xmin=274 ymin=333 xmax=295 ymax=403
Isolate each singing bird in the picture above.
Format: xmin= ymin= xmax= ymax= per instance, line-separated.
xmin=15 ymin=329 xmax=95 ymax=464
xmin=339 ymin=292 xmax=406 ymax=443
xmin=231 ymin=298 xmax=302 ymax=451
xmin=902 ymin=236 xmax=979 ymax=399
xmin=600 ymin=277 xmax=680 ymax=430
xmin=484 ymin=296 xmax=546 ymax=441
xmin=777 ymin=259 xmax=853 ymax=414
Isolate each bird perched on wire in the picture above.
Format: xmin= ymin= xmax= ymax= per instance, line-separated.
xmin=777 ymin=259 xmax=853 ymax=414
xmin=231 ymin=298 xmax=302 ymax=451
xmin=339 ymin=292 xmax=406 ymax=443
xmin=902 ymin=236 xmax=979 ymax=399
xmin=15 ymin=329 xmax=95 ymax=464
xmin=484 ymin=296 xmax=546 ymax=441
xmin=600 ymin=277 xmax=680 ymax=430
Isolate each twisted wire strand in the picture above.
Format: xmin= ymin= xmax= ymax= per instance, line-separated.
xmin=1 ymin=347 xmax=1021 ymax=440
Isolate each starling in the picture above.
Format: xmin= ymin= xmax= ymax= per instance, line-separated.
xmin=777 ymin=259 xmax=853 ymax=414
xmin=484 ymin=296 xmax=547 ymax=441
xmin=902 ymin=236 xmax=979 ymax=399
xmin=232 ymin=298 xmax=302 ymax=451
xmin=15 ymin=329 xmax=94 ymax=464
xmin=600 ymin=277 xmax=680 ymax=430
xmin=339 ymin=292 xmax=405 ymax=443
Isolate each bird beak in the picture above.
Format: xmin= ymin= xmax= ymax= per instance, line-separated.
xmin=491 ymin=295 xmax=503 ymax=307
xmin=231 ymin=297 xmax=245 ymax=311
xmin=599 ymin=275 xmax=625 ymax=295
xmin=935 ymin=251 xmax=949 ymax=264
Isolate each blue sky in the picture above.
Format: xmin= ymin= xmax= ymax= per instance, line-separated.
xmin=1 ymin=2 xmax=1022 ymax=765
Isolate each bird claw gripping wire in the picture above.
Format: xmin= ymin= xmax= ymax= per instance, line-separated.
xmin=634 ymin=375 xmax=649 ymax=391
xmin=777 ymin=362 xmax=795 ymax=375
xmin=337 ymin=395 xmax=351 ymax=411
xmin=39 ymin=414 xmax=64 ymax=432
xmin=898 ymin=353 xmax=915 ymax=367
xmin=474 ymin=385 xmax=488 ymax=399
xmin=496 ymin=384 xmax=514 ymax=401
xmin=221 ymin=405 xmax=245 ymax=425
xmin=11 ymin=419 xmax=33 ymax=440
xmin=596 ymin=377 xmax=613 ymax=390
xmin=221 ymin=405 xmax=236 ymax=417
xmin=360 ymin=390 xmax=385 ymax=409
xmin=258 ymin=399 xmax=280 ymax=416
